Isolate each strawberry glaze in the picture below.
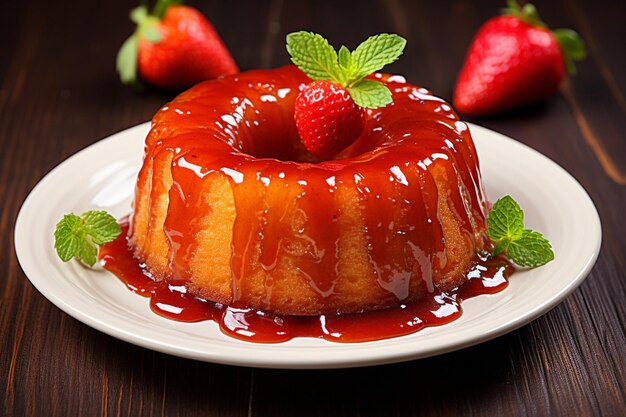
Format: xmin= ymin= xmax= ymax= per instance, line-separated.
xmin=100 ymin=221 xmax=513 ymax=343
xmin=131 ymin=65 xmax=489 ymax=313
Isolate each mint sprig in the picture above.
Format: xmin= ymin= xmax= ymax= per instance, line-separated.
xmin=487 ymin=196 xmax=554 ymax=267
xmin=286 ymin=32 xmax=406 ymax=108
xmin=54 ymin=210 xmax=121 ymax=267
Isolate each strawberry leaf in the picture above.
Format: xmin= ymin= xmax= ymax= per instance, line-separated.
xmin=505 ymin=0 xmax=521 ymax=12
xmin=348 ymin=80 xmax=393 ymax=109
xmin=130 ymin=5 xmax=149 ymax=24
xmin=520 ymin=3 xmax=544 ymax=27
xmin=286 ymin=32 xmax=344 ymax=85
xmin=152 ymin=0 xmax=183 ymax=19
xmin=116 ymin=33 xmax=139 ymax=85
xmin=503 ymin=0 xmax=546 ymax=28
xmin=553 ymin=28 xmax=587 ymax=74
xmin=351 ymin=34 xmax=406 ymax=81
xmin=140 ymin=23 xmax=162 ymax=43
xmin=131 ymin=5 xmax=163 ymax=43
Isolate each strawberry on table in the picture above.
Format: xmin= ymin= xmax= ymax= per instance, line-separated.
xmin=287 ymin=32 xmax=406 ymax=160
xmin=453 ymin=0 xmax=586 ymax=117
xmin=117 ymin=0 xmax=238 ymax=90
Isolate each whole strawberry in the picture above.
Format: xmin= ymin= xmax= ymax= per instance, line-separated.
xmin=287 ymin=32 xmax=406 ymax=160
xmin=117 ymin=0 xmax=238 ymax=90
xmin=294 ymin=81 xmax=365 ymax=159
xmin=453 ymin=0 xmax=586 ymax=117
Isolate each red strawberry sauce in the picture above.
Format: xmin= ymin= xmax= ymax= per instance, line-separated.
xmin=99 ymin=220 xmax=513 ymax=343
xmin=136 ymin=66 xmax=498 ymax=313
xmin=102 ymin=66 xmax=517 ymax=342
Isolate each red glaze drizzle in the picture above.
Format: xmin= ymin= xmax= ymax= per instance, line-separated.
xmin=101 ymin=221 xmax=513 ymax=343
xmin=130 ymin=66 xmax=490 ymax=314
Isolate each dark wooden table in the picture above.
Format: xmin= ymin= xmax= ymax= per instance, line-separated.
xmin=2 ymin=0 xmax=625 ymax=415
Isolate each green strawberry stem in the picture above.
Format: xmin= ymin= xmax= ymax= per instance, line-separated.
xmin=503 ymin=0 xmax=587 ymax=74
xmin=116 ymin=0 xmax=182 ymax=86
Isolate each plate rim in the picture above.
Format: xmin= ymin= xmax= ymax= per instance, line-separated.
xmin=14 ymin=122 xmax=602 ymax=369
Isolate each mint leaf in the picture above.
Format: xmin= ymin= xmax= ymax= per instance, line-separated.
xmin=491 ymin=238 xmax=510 ymax=257
xmin=507 ymin=230 xmax=554 ymax=267
xmin=487 ymin=195 xmax=524 ymax=242
xmin=338 ymin=46 xmax=358 ymax=80
xmin=54 ymin=210 xmax=121 ymax=267
xmin=54 ymin=214 xmax=85 ymax=262
xmin=351 ymin=34 xmax=407 ymax=80
xmin=486 ymin=195 xmax=554 ymax=268
xmin=348 ymin=80 xmax=393 ymax=108
xmin=116 ymin=33 xmax=139 ymax=85
xmin=338 ymin=46 xmax=352 ymax=69
xmin=82 ymin=211 xmax=122 ymax=244
xmin=77 ymin=240 xmax=98 ymax=267
xmin=286 ymin=32 xmax=344 ymax=84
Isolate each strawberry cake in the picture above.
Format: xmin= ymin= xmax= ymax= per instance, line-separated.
xmin=129 ymin=65 xmax=488 ymax=316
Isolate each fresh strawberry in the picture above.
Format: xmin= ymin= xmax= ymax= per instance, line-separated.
xmin=117 ymin=0 xmax=238 ymax=90
xmin=286 ymin=32 xmax=406 ymax=160
xmin=453 ymin=0 xmax=586 ymax=117
xmin=295 ymin=81 xmax=365 ymax=159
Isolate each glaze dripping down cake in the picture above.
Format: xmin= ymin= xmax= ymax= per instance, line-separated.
xmin=129 ymin=65 xmax=488 ymax=316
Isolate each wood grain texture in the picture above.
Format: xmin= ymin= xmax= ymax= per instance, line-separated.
xmin=1 ymin=0 xmax=625 ymax=416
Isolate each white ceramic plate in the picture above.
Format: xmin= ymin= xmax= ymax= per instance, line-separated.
xmin=15 ymin=122 xmax=601 ymax=369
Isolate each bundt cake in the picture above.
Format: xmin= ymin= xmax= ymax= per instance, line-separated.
xmin=129 ymin=65 xmax=489 ymax=316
